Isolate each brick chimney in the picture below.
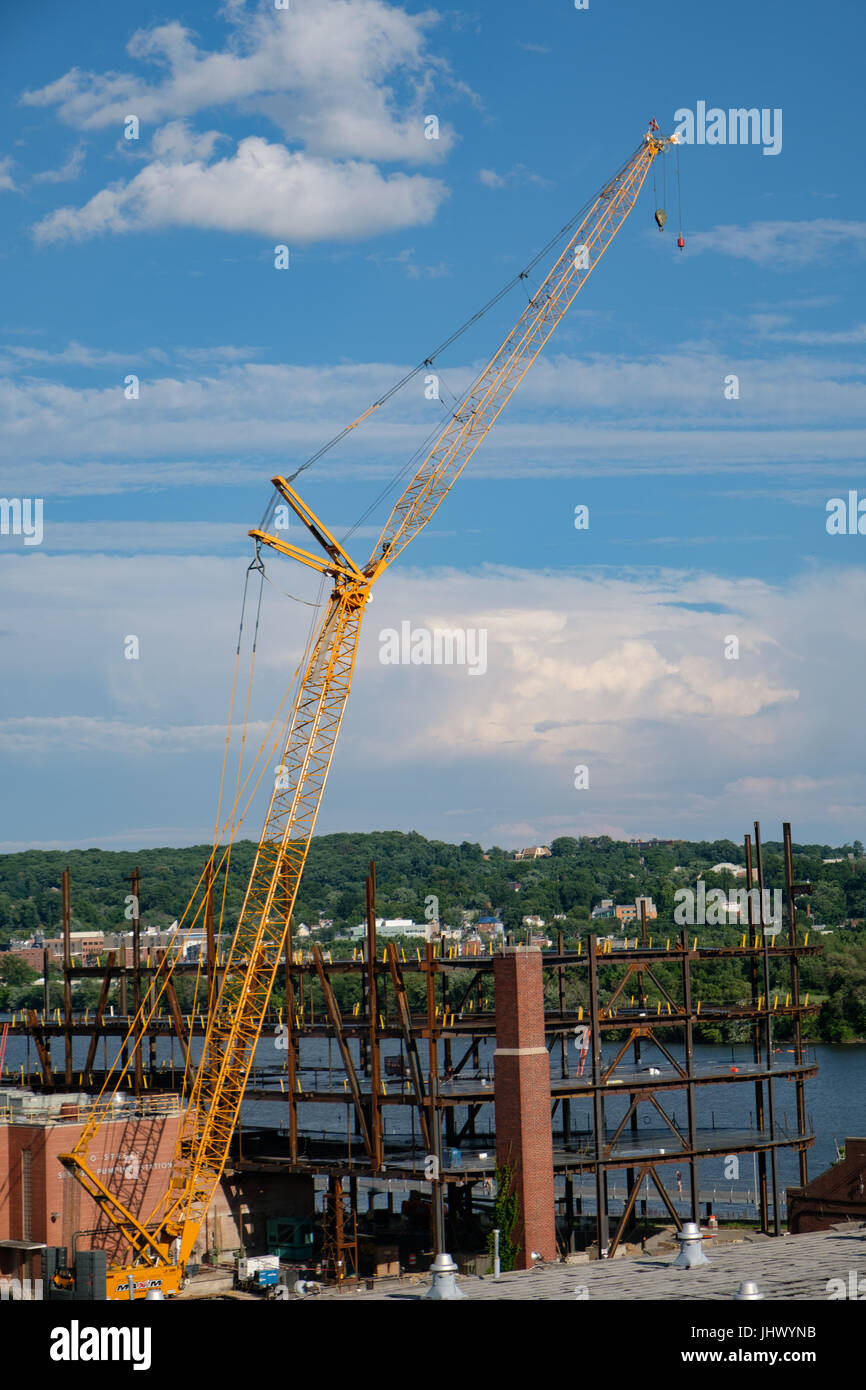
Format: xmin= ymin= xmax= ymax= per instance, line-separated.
xmin=493 ymin=946 xmax=557 ymax=1267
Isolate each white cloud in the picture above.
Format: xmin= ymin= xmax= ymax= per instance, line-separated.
xmin=149 ymin=120 xmax=223 ymax=162
xmin=0 ymin=156 xmax=18 ymax=192
xmin=32 ymin=135 xmax=447 ymax=244
xmin=8 ymin=519 xmax=380 ymax=554
xmin=359 ymin=568 xmax=800 ymax=774
xmin=687 ymin=219 xmax=866 ymax=269
xmin=1 ymin=554 xmax=864 ymax=845
xmin=0 ymin=714 xmax=233 ymax=756
xmin=760 ymin=324 xmax=866 ymax=346
xmin=1 ymin=347 xmax=864 ymax=495
xmin=366 ymin=245 xmax=451 ymax=277
xmin=21 ymin=3 xmax=459 ymax=163
xmin=32 ymin=144 xmax=86 ymax=184
xmin=22 ymin=3 xmax=467 ymax=247
xmin=0 ymin=341 xmax=255 ymax=370
xmin=477 ymin=164 xmax=551 ymax=190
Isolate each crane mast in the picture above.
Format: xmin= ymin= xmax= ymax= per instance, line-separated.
xmin=59 ymin=126 xmax=677 ymax=1294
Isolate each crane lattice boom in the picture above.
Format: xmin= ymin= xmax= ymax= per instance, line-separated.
xmin=59 ymin=127 xmax=677 ymax=1291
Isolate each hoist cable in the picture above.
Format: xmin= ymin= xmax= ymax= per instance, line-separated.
xmin=255 ymin=140 xmax=647 ymax=533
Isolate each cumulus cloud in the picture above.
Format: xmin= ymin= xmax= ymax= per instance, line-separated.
xmin=361 ymin=568 xmax=800 ymax=772
xmin=32 ymin=135 xmax=447 ymax=244
xmin=21 ymin=2 xmax=459 ymax=161
xmin=0 ymin=554 xmax=862 ymax=845
xmin=22 ymin=2 xmax=466 ymax=246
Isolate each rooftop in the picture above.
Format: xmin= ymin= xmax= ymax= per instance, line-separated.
xmin=317 ymin=1226 xmax=865 ymax=1301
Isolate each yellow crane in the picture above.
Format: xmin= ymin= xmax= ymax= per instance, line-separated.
xmin=59 ymin=124 xmax=678 ymax=1298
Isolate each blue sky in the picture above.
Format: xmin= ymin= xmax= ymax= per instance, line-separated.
xmin=1 ymin=0 xmax=865 ymax=852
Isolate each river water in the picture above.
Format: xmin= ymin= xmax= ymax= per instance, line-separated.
xmin=3 ymin=1022 xmax=864 ymax=1202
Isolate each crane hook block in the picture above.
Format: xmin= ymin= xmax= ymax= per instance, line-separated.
xmin=677 ymin=235 xmax=685 ymax=250
xmin=654 ymin=209 xmax=667 ymax=230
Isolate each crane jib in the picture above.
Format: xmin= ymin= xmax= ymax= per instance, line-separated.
xmin=64 ymin=127 xmax=677 ymax=1295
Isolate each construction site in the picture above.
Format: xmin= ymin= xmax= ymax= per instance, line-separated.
xmin=1 ymin=824 xmax=842 ymax=1295
xmin=0 ymin=123 xmax=860 ymax=1305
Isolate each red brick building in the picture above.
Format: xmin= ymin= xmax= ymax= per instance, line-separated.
xmin=0 ymin=1093 xmax=184 ymax=1274
xmin=2 ymin=948 xmax=44 ymax=973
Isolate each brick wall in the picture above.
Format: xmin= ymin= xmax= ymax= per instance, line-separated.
xmin=0 ymin=1110 xmax=184 ymax=1269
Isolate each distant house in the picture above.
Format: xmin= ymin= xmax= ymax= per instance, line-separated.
xmin=711 ymin=862 xmax=747 ymax=878
xmin=514 ymin=846 xmax=551 ymax=861
xmin=477 ymin=916 xmax=504 ymax=937
xmin=522 ymin=914 xmax=545 ymax=928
